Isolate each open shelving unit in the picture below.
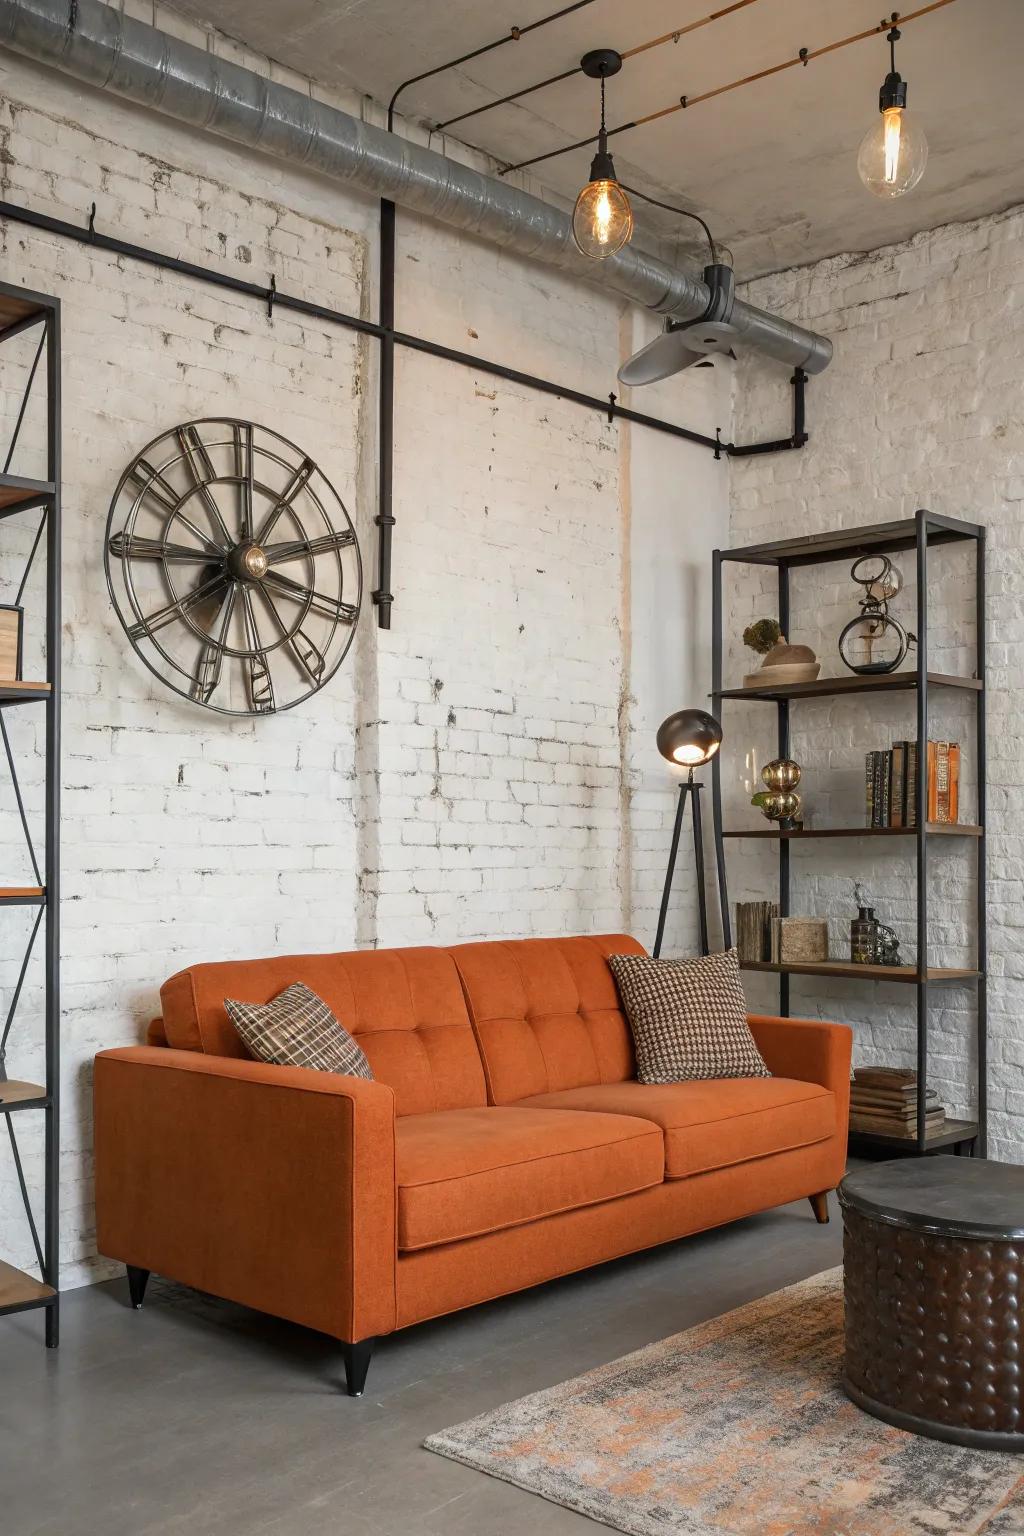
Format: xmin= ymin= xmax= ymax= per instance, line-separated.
xmin=0 ymin=280 xmax=60 ymax=1341
xmin=711 ymin=511 xmax=985 ymax=1157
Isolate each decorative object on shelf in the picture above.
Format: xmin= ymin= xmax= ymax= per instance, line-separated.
xmin=0 ymin=603 xmax=23 ymax=679
xmin=571 ymin=51 xmax=633 ymax=259
xmin=839 ymin=554 xmax=915 ymax=674
xmin=847 ymin=1066 xmax=945 ymax=1139
xmin=753 ymin=757 xmax=802 ymax=828
xmin=742 ymin=617 xmax=820 ymax=689
xmin=652 ymin=708 xmax=722 ymax=958
xmin=105 ymin=418 xmax=362 ymax=717
xmin=850 ymin=895 xmax=901 ymax=966
xmin=735 ymin=900 xmax=778 ymax=964
xmin=857 ymin=14 xmax=929 ymax=200
xmin=771 ymin=916 xmax=828 ymax=965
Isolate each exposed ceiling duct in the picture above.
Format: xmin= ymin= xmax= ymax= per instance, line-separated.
xmin=0 ymin=0 xmax=832 ymax=376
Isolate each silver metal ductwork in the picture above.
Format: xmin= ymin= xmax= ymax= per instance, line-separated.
xmin=0 ymin=0 xmax=832 ymax=375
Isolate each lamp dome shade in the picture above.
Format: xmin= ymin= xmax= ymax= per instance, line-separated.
xmin=656 ymin=709 xmax=722 ymax=768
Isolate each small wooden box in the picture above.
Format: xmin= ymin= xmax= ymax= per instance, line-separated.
xmin=0 ymin=605 xmax=23 ymax=680
xmin=775 ymin=916 xmax=829 ymax=964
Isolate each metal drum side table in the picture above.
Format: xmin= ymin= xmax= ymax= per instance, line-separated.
xmin=839 ymin=1159 xmax=1024 ymax=1452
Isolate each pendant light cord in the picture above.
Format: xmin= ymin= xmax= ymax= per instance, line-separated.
xmin=619 ymin=185 xmax=717 ymax=266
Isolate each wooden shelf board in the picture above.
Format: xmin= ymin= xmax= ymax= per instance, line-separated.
xmin=720 ymin=515 xmax=982 ymax=568
xmin=723 ymin=823 xmax=982 ymax=840
xmin=0 ymin=1257 xmax=55 ymax=1313
xmin=0 ymin=1080 xmax=46 ymax=1110
xmin=0 ymin=292 xmax=47 ymax=334
xmin=742 ymin=960 xmax=981 ymax=985
xmin=717 ymin=671 xmax=982 ymax=702
xmin=0 ymin=472 xmax=54 ymax=511
xmin=0 ymin=886 xmax=45 ymax=905
xmin=0 ymin=680 xmax=50 ymax=706
xmin=848 ymin=1117 xmax=979 ymax=1152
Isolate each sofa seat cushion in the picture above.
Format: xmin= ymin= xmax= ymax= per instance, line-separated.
xmin=395 ymin=1106 xmax=664 ymax=1252
xmin=516 ymin=1077 xmax=835 ymax=1179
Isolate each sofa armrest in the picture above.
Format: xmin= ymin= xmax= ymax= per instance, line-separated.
xmin=747 ymin=1014 xmax=852 ymax=1169
xmin=94 ymin=1047 xmax=397 ymax=1343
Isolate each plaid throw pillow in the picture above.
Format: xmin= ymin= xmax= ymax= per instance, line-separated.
xmin=608 ymin=949 xmax=770 ymax=1083
xmin=224 ymin=982 xmax=373 ymax=1079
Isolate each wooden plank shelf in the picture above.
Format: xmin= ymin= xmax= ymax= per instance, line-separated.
xmin=0 ymin=1257 xmax=56 ymax=1317
xmin=0 ymin=292 xmax=48 ymax=335
xmin=723 ymin=823 xmax=982 ymax=840
xmin=720 ymin=514 xmax=983 ymax=568
xmin=0 ymin=887 xmax=45 ymax=905
xmin=716 ymin=671 xmax=982 ymax=703
xmin=848 ymin=1116 xmax=979 ymax=1153
xmin=0 ymin=680 xmax=50 ymax=706
xmin=742 ymin=960 xmax=981 ymax=985
xmin=0 ymin=1080 xmax=47 ymax=1111
xmin=0 ymin=472 xmax=55 ymax=513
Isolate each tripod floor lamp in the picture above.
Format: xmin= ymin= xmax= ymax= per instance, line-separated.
xmin=653 ymin=709 xmax=723 ymax=959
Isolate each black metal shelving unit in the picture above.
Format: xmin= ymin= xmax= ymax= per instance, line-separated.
xmin=711 ymin=511 xmax=986 ymax=1158
xmin=0 ymin=280 xmax=60 ymax=1341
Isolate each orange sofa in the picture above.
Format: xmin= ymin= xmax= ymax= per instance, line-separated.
xmin=93 ymin=935 xmax=851 ymax=1395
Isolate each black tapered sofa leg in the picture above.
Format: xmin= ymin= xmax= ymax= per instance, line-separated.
xmin=126 ymin=1265 xmax=150 ymax=1309
xmin=342 ymin=1337 xmax=375 ymax=1397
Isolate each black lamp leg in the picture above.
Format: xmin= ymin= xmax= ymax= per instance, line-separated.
xmin=691 ymin=783 xmax=709 ymax=955
xmin=654 ymin=783 xmax=688 ymax=959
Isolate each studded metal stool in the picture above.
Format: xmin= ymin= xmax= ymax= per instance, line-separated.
xmin=839 ymin=1158 xmax=1024 ymax=1451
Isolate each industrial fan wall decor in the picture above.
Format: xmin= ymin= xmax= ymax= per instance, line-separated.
xmin=618 ymin=261 xmax=739 ymax=387
xmin=104 ymin=419 xmax=362 ymax=716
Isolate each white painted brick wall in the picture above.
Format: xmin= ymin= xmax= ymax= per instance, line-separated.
xmin=729 ymin=205 xmax=1024 ymax=1163
xmin=0 ymin=17 xmax=729 ymax=1286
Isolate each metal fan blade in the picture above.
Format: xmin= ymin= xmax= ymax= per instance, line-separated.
xmin=617 ymin=328 xmax=706 ymax=387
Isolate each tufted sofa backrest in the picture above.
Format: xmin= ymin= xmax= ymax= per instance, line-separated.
xmin=448 ymin=934 xmax=646 ymax=1104
xmin=159 ymin=946 xmax=485 ymax=1117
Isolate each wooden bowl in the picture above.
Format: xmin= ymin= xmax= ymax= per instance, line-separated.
xmin=743 ymin=661 xmax=821 ymax=688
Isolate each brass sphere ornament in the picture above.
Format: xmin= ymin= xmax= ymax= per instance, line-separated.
xmin=759 ymin=789 xmax=802 ymax=823
xmin=762 ymin=758 xmax=801 ymax=792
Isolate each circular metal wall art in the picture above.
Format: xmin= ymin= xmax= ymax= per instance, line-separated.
xmin=105 ymin=419 xmax=362 ymax=716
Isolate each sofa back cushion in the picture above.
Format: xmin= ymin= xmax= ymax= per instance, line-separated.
xmin=448 ymin=934 xmax=646 ymax=1104
xmin=160 ymin=947 xmax=485 ymax=1117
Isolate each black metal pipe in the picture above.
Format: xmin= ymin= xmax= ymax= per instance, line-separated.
xmin=374 ymin=198 xmax=397 ymax=629
xmin=778 ymin=561 xmax=790 ymax=1017
xmin=654 ymin=781 xmax=688 ymax=959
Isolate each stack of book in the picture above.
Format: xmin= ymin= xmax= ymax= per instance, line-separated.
xmin=735 ymin=900 xmax=778 ymax=964
xmin=848 ymin=1066 xmax=947 ymax=1139
xmin=865 ymin=740 xmax=959 ymax=828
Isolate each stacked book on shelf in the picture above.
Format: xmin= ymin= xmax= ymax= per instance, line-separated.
xmin=865 ymin=740 xmax=960 ymax=828
xmin=848 ymin=1066 xmax=946 ymax=1140
xmin=735 ymin=900 xmax=778 ymax=964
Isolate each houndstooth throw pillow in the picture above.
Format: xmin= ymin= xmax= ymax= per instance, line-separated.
xmin=608 ymin=949 xmax=770 ymax=1083
xmin=224 ymin=982 xmax=373 ymax=1079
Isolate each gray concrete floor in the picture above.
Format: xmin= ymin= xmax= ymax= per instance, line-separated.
xmin=0 ymin=1192 xmax=842 ymax=1535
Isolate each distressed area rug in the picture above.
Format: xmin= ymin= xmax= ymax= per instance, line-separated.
xmin=425 ymin=1269 xmax=1024 ymax=1536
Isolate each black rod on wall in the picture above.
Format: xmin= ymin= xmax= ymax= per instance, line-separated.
xmin=0 ymin=197 xmax=808 ymax=631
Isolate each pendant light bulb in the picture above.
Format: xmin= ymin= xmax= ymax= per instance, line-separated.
xmin=857 ymin=20 xmax=928 ymax=199
xmin=572 ymin=50 xmax=633 ymax=260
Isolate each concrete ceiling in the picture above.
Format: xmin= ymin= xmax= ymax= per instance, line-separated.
xmin=171 ymin=0 xmax=1024 ymax=279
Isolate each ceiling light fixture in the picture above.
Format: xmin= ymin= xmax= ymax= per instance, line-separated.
xmin=572 ymin=50 xmax=634 ymax=260
xmin=857 ymin=12 xmax=929 ymax=198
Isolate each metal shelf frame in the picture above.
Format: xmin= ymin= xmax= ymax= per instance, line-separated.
xmin=0 ymin=278 xmax=60 ymax=1344
xmin=711 ymin=511 xmax=986 ymax=1158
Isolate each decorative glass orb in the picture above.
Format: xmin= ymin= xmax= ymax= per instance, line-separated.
xmin=656 ymin=709 xmax=722 ymax=769
xmin=572 ymin=177 xmax=633 ymax=259
xmin=857 ymin=107 xmax=928 ymax=198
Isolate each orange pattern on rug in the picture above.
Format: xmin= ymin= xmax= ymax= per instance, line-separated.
xmin=425 ymin=1269 xmax=1024 ymax=1535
